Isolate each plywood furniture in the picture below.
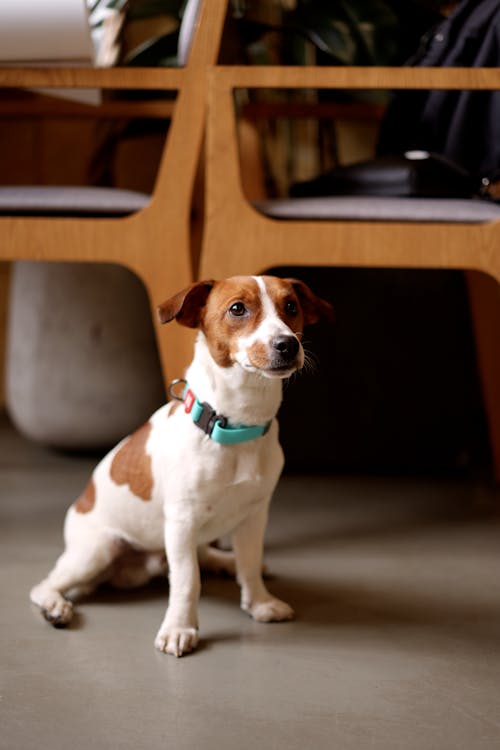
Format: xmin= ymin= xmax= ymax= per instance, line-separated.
xmin=201 ymin=66 xmax=500 ymax=480
xmin=0 ymin=0 xmax=227 ymax=387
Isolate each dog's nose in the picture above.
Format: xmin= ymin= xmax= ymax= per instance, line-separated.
xmin=272 ymin=335 xmax=299 ymax=359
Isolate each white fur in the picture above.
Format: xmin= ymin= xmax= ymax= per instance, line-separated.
xmin=30 ymin=277 xmax=298 ymax=657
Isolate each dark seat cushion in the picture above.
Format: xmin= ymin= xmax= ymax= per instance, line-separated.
xmin=254 ymin=195 xmax=500 ymax=223
xmin=0 ymin=186 xmax=150 ymax=217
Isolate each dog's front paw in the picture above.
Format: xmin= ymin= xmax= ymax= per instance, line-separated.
xmin=30 ymin=585 xmax=74 ymax=628
xmin=243 ymin=596 xmax=295 ymax=623
xmin=154 ymin=626 xmax=199 ymax=657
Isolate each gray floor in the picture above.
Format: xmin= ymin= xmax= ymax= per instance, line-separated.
xmin=1 ymin=411 xmax=499 ymax=750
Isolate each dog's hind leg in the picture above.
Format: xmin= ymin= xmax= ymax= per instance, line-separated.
xmin=30 ymin=528 xmax=119 ymax=627
xmin=198 ymin=544 xmax=236 ymax=578
xmin=109 ymin=549 xmax=167 ymax=589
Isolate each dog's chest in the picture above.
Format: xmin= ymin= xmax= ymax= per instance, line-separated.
xmin=155 ymin=415 xmax=283 ymax=543
xmin=87 ymin=405 xmax=283 ymax=549
xmin=194 ymin=475 xmax=266 ymax=544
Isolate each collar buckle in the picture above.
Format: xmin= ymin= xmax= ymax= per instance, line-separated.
xmin=194 ymin=401 xmax=227 ymax=438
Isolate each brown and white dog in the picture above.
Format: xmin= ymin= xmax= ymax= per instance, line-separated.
xmin=30 ymin=275 xmax=333 ymax=656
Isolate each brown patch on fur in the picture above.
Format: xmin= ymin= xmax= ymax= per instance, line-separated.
xmin=168 ymin=400 xmax=181 ymax=416
xmin=201 ymin=276 xmax=264 ymax=368
xmin=262 ymin=276 xmax=305 ymax=334
xmin=157 ymin=281 xmax=214 ymax=328
xmin=110 ymin=422 xmax=153 ymax=501
xmin=74 ymin=478 xmax=96 ymax=514
xmin=285 ymin=278 xmax=335 ymax=326
xmin=247 ymin=340 xmax=271 ymax=370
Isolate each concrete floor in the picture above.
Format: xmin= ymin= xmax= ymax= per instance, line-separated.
xmin=1 ymin=412 xmax=499 ymax=750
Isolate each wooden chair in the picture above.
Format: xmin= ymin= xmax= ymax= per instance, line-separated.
xmin=0 ymin=0 xmax=227 ymax=386
xmin=201 ymin=65 xmax=500 ymax=481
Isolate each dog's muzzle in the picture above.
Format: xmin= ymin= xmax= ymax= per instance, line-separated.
xmin=270 ymin=335 xmax=300 ymax=370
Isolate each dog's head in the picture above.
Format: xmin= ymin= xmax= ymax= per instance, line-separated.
xmin=158 ymin=275 xmax=334 ymax=379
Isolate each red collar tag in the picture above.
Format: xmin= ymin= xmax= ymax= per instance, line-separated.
xmin=184 ymin=389 xmax=196 ymax=414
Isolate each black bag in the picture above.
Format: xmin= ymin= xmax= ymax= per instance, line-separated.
xmin=289 ymin=151 xmax=480 ymax=199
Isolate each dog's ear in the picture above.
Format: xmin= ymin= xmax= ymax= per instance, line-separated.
xmin=157 ymin=280 xmax=215 ymax=328
xmin=287 ymin=279 xmax=335 ymax=326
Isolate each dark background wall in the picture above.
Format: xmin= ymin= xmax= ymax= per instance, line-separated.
xmin=273 ymin=266 xmax=489 ymax=475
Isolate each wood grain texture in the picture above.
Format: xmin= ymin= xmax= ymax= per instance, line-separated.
xmin=209 ymin=65 xmax=500 ymax=91
xmin=0 ymin=66 xmax=183 ymax=89
xmin=0 ymin=263 xmax=9 ymax=407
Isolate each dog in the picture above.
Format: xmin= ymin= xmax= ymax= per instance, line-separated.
xmin=30 ymin=275 xmax=334 ymax=656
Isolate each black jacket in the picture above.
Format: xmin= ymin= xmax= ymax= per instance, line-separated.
xmin=377 ymin=0 xmax=500 ymax=182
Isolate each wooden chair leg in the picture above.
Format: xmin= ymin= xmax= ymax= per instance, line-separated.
xmin=466 ymin=270 xmax=500 ymax=483
xmin=152 ymin=312 xmax=196 ymax=394
xmin=0 ymin=262 xmax=10 ymax=407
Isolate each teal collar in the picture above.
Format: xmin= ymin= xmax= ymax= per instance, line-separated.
xmin=169 ymin=379 xmax=271 ymax=445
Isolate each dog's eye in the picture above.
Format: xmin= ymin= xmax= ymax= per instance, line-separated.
xmin=229 ymin=301 xmax=247 ymax=317
xmin=285 ymin=299 xmax=298 ymax=316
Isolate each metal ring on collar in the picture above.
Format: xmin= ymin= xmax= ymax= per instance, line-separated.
xmin=168 ymin=378 xmax=187 ymax=402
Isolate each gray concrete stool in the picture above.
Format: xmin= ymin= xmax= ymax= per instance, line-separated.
xmin=6 ymin=260 xmax=165 ymax=450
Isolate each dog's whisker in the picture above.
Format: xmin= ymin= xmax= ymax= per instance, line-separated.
xmin=300 ymin=348 xmax=319 ymax=376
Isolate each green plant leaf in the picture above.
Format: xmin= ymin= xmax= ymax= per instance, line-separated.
xmin=289 ymin=0 xmax=400 ymax=65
